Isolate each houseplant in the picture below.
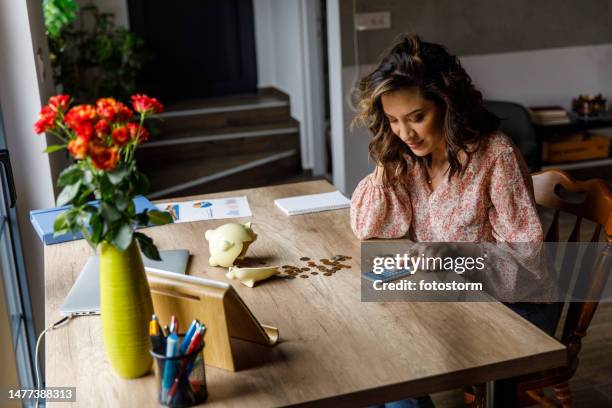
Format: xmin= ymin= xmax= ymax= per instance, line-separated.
xmin=34 ymin=93 xmax=172 ymax=378
xmin=44 ymin=0 xmax=148 ymax=102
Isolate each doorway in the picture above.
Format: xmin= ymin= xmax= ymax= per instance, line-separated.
xmin=127 ymin=0 xmax=258 ymax=102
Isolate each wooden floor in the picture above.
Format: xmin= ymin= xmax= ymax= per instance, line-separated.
xmin=432 ymin=302 xmax=612 ymax=407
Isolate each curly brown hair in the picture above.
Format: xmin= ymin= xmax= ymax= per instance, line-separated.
xmin=353 ymin=34 xmax=499 ymax=184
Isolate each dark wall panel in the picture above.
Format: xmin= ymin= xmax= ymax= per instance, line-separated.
xmin=341 ymin=0 xmax=612 ymax=66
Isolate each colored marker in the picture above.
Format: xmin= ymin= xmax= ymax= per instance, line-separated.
xmin=179 ymin=319 xmax=200 ymax=355
xmin=168 ymin=326 xmax=206 ymax=402
xmin=149 ymin=315 xmax=165 ymax=354
xmin=169 ymin=315 xmax=179 ymax=334
xmin=161 ymin=333 xmax=179 ymax=403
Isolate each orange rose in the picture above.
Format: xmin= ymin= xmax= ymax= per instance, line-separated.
xmin=65 ymin=105 xmax=97 ymax=131
xmin=112 ymin=126 xmax=130 ymax=146
xmin=67 ymin=137 xmax=89 ymax=159
xmin=96 ymin=98 xmax=134 ymax=123
xmin=115 ymin=104 xmax=134 ymax=122
xmin=48 ymin=94 xmax=71 ymax=112
xmin=96 ymin=98 xmax=119 ymax=121
xmin=95 ymin=119 xmax=111 ymax=138
xmin=131 ymin=94 xmax=164 ymax=114
xmin=127 ymin=122 xmax=149 ymax=142
xmin=33 ymin=106 xmax=57 ymax=134
xmin=89 ymin=143 xmax=119 ymax=170
xmin=74 ymin=122 xmax=94 ymax=142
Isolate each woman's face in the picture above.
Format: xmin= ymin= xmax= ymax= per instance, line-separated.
xmin=381 ymin=87 xmax=446 ymax=158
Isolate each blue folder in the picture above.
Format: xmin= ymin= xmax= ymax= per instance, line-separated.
xmin=30 ymin=195 xmax=157 ymax=245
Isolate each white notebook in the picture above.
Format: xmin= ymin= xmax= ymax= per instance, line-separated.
xmin=274 ymin=191 xmax=350 ymax=216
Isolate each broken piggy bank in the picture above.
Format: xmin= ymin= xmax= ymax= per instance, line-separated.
xmin=226 ymin=265 xmax=279 ymax=288
xmin=205 ymin=222 xmax=258 ymax=267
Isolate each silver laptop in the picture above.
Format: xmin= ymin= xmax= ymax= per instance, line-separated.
xmin=59 ymin=249 xmax=190 ymax=316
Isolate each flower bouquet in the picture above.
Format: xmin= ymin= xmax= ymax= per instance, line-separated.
xmin=35 ymin=93 xmax=172 ymax=378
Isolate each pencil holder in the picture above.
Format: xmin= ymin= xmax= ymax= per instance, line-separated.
xmin=151 ymin=338 xmax=207 ymax=407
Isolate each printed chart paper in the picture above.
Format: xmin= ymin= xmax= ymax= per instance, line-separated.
xmin=156 ymin=196 xmax=252 ymax=223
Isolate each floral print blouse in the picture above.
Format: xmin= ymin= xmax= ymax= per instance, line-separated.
xmin=350 ymin=132 xmax=551 ymax=300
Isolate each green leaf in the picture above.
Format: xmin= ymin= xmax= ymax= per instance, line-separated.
xmin=43 ymin=0 xmax=78 ymax=39
xmin=98 ymin=174 xmax=114 ymax=201
xmin=127 ymin=199 xmax=136 ymax=216
xmin=82 ymin=204 xmax=98 ymax=213
xmin=111 ymin=223 xmax=133 ymax=251
xmin=53 ymin=212 xmax=69 ymax=236
xmin=44 ymin=144 xmax=66 ymax=153
xmin=100 ymin=202 xmax=121 ymax=222
xmin=115 ymin=193 xmax=129 ymax=212
xmin=147 ymin=210 xmax=173 ymax=226
xmin=107 ymin=165 xmax=129 ymax=185
xmin=56 ymin=179 xmax=81 ymax=206
xmin=134 ymin=210 xmax=149 ymax=226
xmin=73 ymin=188 xmax=94 ymax=206
xmin=83 ymin=169 xmax=94 ymax=185
xmin=90 ymin=213 xmax=103 ymax=244
xmin=75 ymin=209 xmax=92 ymax=228
xmin=58 ymin=164 xmax=82 ymax=187
xmin=134 ymin=232 xmax=161 ymax=261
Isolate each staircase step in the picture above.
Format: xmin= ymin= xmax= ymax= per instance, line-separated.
xmin=144 ymin=150 xmax=301 ymax=199
xmin=138 ymin=120 xmax=300 ymax=163
xmin=154 ymin=88 xmax=291 ymax=133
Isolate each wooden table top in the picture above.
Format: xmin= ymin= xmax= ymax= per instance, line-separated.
xmin=45 ymin=180 xmax=566 ymax=407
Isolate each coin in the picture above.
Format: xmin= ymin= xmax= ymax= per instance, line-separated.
xmin=307 ymin=262 xmax=316 ymax=267
xmin=300 ymin=275 xmax=309 ymax=278
xmin=282 ymin=265 xmax=293 ymax=269
xmin=300 ymin=257 xmax=310 ymax=261
xmin=323 ymin=272 xmax=332 ymax=276
xmin=311 ymin=272 xmax=318 ymax=275
xmin=285 ymin=275 xmax=296 ymax=279
xmin=301 ymin=267 xmax=309 ymax=271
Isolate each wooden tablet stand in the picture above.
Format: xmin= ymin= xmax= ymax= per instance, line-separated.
xmin=146 ymin=270 xmax=279 ymax=371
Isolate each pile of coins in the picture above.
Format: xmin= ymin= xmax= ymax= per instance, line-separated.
xmin=280 ymin=255 xmax=352 ymax=280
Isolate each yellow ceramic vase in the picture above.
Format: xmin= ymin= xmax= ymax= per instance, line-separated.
xmin=100 ymin=239 xmax=153 ymax=378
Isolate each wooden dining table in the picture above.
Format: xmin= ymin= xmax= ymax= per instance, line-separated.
xmin=44 ymin=180 xmax=566 ymax=407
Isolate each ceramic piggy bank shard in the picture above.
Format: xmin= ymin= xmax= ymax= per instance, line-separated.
xmin=226 ymin=266 xmax=279 ymax=288
xmin=205 ymin=222 xmax=257 ymax=267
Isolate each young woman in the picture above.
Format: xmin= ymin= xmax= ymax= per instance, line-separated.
xmin=350 ymin=35 xmax=559 ymax=408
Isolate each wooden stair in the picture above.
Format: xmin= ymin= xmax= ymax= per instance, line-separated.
xmin=137 ymin=88 xmax=302 ymax=199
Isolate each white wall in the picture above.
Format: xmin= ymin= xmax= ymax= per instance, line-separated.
xmin=0 ymin=0 xmax=56 ymax=339
xmin=462 ymin=44 xmax=612 ymax=110
xmin=253 ymin=0 xmax=276 ymax=87
xmin=331 ymin=43 xmax=612 ymax=195
xmin=327 ymin=0 xmax=348 ymax=194
xmin=253 ymin=0 xmax=327 ymax=174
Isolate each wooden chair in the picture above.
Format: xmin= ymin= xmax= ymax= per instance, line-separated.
xmin=466 ymin=169 xmax=612 ymax=407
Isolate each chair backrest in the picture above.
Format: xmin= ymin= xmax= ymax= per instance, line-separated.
xmin=531 ymin=169 xmax=611 ymax=367
xmin=485 ymin=100 xmax=540 ymax=171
